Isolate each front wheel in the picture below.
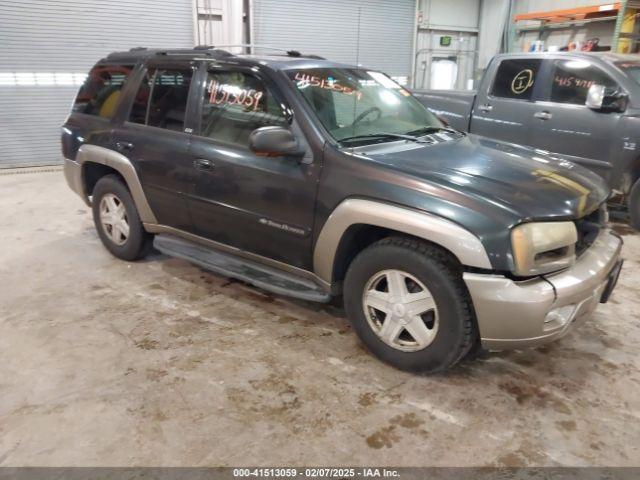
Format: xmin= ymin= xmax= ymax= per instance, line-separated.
xmin=92 ymin=174 xmax=153 ymax=261
xmin=343 ymin=237 xmax=477 ymax=373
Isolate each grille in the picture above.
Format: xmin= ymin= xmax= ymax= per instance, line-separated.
xmin=574 ymin=205 xmax=606 ymax=257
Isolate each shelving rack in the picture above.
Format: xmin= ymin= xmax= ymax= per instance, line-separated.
xmin=513 ymin=1 xmax=640 ymax=53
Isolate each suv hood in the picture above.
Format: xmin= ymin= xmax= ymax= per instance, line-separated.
xmin=362 ymin=134 xmax=609 ymax=221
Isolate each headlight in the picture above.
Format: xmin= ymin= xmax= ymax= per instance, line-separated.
xmin=511 ymin=221 xmax=578 ymax=276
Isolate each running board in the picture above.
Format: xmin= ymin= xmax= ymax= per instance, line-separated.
xmin=153 ymin=234 xmax=331 ymax=303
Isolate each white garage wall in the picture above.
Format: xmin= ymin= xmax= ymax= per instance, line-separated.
xmin=477 ymin=0 xmax=511 ymax=70
xmin=251 ymin=0 xmax=416 ymax=81
xmin=415 ymin=0 xmax=479 ymax=90
xmin=0 ymin=0 xmax=195 ymax=168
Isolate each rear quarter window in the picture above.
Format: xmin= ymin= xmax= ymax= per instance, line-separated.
xmin=73 ymin=64 xmax=134 ymax=118
xmin=490 ymin=58 xmax=543 ymax=101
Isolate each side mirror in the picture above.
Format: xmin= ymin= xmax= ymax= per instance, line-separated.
xmin=586 ymin=84 xmax=628 ymax=112
xmin=249 ymin=126 xmax=302 ymax=157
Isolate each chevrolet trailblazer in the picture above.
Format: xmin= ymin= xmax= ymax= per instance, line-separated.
xmin=62 ymin=47 xmax=623 ymax=372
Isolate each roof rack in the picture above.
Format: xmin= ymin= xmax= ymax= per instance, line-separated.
xmin=114 ymin=47 xmax=234 ymax=59
xmin=158 ymin=48 xmax=234 ymax=58
xmin=211 ymin=44 xmax=325 ymax=59
xmin=111 ymin=45 xmax=324 ymax=61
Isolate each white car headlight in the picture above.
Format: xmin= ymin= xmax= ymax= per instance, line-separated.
xmin=511 ymin=221 xmax=578 ymax=276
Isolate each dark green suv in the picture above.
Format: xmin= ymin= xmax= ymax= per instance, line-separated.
xmin=63 ymin=47 xmax=623 ymax=372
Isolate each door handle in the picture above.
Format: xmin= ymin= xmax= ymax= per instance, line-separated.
xmin=534 ymin=111 xmax=552 ymax=120
xmin=115 ymin=141 xmax=134 ymax=151
xmin=193 ymin=158 xmax=214 ymax=171
xmin=478 ymin=104 xmax=493 ymax=112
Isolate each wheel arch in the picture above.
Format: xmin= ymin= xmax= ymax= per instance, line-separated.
xmin=82 ymin=162 xmax=124 ymax=197
xmin=313 ymin=199 xmax=492 ymax=284
xmin=76 ymin=144 xmax=158 ymax=224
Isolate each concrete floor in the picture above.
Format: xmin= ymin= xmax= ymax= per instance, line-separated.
xmin=1 ymin=168 xmax=639 ymax=467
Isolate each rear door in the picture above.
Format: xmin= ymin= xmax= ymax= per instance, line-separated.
xmin=528 ymin=57 xmax=623 ymax=180
xmin=111 ymin=59 xmax=198 ymax=232
xmin=186 ymin=64 xmax=320 ymax=269
xmin=470 ymin=57 xmax=544 ymax=146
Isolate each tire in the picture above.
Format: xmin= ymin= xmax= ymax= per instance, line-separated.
xmin=343 ymin=236 xmax=477 ymax=373
xmin=629 ymin=178 xmax=640 ymax=230
xmin=91 ymin=174 xmax=153 ymax=261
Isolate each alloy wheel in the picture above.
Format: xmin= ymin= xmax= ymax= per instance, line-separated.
xmin=362 ymin=269 xmax=439 ymax=352
xmin=99 ymin=193 xmax=130 ymax=246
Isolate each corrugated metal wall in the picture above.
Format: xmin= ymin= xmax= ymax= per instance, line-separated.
xmin=415 ymin=0 xmax=479 ymax=90
xmin=252 ymin=0 xmax=415 ymax=81
xmin=0 ymin=0 xmax=194 ymax=168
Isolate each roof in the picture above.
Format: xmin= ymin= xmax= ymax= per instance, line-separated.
xmin=233 ymin=54 xmax=360 ymax=70
xmin=494 ymin=51 xmax=640 ymax=65
xmin=104 ymin=47 xmax=359 ymax=70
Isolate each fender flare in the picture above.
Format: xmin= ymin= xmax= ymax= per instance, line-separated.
xmin=76 ymin=144 xmax=158 ymax=224
xmin=313 ymin=199 xmax=492 ymax=283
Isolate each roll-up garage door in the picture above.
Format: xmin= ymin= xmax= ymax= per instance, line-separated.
xmin=0 ymin=0 xmax=194 ymax=168
xmin=252 ymin=0 xmax=415 ymax=80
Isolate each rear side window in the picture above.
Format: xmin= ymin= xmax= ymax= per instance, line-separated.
xmin=490 ymin=59 xmax=542 ymax=101
xmin=73 ymin=64 xmax=133 ymax=118
xmin=128 ymin=67 xmax=193 ymax=131
xmin=199 ymin=70 xmax=288 ymax=147
xmin=548 ymin=60 xmax=618 ymax=105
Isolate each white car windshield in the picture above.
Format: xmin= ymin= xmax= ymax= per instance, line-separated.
xmin=287 ymin=68 xmax=443 ymax=145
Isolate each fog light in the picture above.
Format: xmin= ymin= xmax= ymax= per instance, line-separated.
xmin=544 ymin=305 xmax=576 ymax=331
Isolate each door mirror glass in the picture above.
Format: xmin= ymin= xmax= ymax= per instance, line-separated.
xmin=586 ymin=84 xmax=606 ymax=109
xmin=249 ymin=126 xmax=301 ymax=157
xmin=586 ymin=84 xmax=628 ymax=112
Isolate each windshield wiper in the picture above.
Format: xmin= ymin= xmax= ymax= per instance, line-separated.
xmin=405 ymin=126 xmax=465 ymax=137
xmin=338 ymin=132 xmax=429 ymax=145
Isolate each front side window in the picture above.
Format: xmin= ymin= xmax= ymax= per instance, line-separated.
xmin=287 ymin=68 xmax=440 ymax=144
xmin=73 ymin=64 xmax=133 ymax=118
xmin=548 ymin=60 xmax=617 ymax=105
xmin=199 ymin=71 xmax=288 ymax=147
xmin=129 ymin=67 xmax=193 ymax=131
xmin=491 ymin=59 xmax=542 ymax=101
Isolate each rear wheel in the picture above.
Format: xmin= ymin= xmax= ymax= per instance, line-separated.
xmin=343 ymin=236 xmax=477 ymax=373
xmin=92 ymin=174 xmax=152 ymax=261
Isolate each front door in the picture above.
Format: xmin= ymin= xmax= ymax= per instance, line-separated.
xmin=187 ymin=65 xmax=320 ymax=269
xmin=470 ymin=57 xmax=545 ymax=147
xmin=111 ymin=60 xmax=198 ymax=232
xmin=529 ymin=58 xmax=622 ymax=181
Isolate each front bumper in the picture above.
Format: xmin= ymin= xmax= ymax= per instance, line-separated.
xmin=464 ymin=229 xmax=623 ymax=350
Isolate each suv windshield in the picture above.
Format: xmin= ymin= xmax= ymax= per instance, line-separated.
xmin=616 ymin=61 xmax=640 ymax=86
xmin=287 ymin=68 xmax=442 ymax=145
